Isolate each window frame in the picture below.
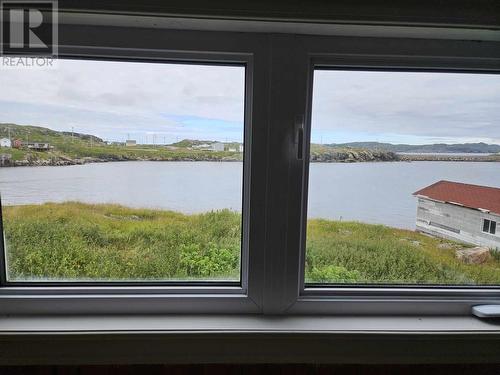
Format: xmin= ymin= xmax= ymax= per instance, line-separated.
xmin=483 ymin=219 xmax=497 ymax=235
xmin=1 ymin=55 xmax=248 ymax=288
xmin=278 ymin=35 xmax=500 ymax=315
xmin=1 ymin=25 xmax=500 ymax=316
xmin=0 ymin=26 xmax=269 ymax=314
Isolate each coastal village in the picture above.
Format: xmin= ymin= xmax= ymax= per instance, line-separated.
xmin=0 ymin=123 xmax=245 ymax=167
xmin=1 ymin=122 xmax=500 ymax=167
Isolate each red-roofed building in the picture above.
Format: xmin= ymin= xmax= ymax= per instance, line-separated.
xmin=413 ymin=181 xmax=500 ymax=249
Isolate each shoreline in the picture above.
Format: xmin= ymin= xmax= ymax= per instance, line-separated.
xmin=1 ymin=152 xmax=499 ymax=168
xmin=0 ymin=155 xmax=244 ymax=167
xmin=398 ymin=154 xmax=500 ymax=162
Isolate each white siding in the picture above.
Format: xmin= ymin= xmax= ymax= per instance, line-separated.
xmin=211 ymin=142 xmax=224 ymax=152
xmin=0 ymin=138 xmax=11 ymax=148
xmin=415 ymin=197 xmax=500 ymax=249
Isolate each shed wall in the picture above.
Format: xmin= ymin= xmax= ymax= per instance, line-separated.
xmin=415 ymin=198 xmax=500 ymax=249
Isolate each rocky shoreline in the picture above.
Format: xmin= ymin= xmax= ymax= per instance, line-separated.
xmin=1 ymin=150 xmax=498 ymax=167
xmin=310 ymin=149 xmax=399 ymax=163
xmin=0 ymin=154 xmax=244 ymax=167
xmin=398 ymin=154 xmax=500 ymax=162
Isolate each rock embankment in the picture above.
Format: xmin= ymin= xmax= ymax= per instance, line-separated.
xmin=399 ymin=154 xmax=500 ymax=162
xmin=0 ymin=153 xmax=243 ymax=167
xmin=310 ymin=148 xmax=399 ymax=163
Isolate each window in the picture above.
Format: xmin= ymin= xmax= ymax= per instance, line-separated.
xmin=0 ymin=25 xmax=499 ymax=316
xmin=304 ymin=69 xmax=500 ymax=286
xmin=0 ymin=58 xmax=247 ymax=283
xmin=483 ymin=219 xmax=497 ymax=235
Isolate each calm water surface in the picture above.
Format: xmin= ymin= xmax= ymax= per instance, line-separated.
xmin=1 ymin=161 xmax=499 ymax=229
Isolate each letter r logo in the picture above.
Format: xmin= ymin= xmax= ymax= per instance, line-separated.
xmin=1 ymin=1 xmax=57 ymax=56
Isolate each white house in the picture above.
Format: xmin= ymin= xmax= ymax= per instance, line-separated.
xmin=0 ymin=138 xmax=11 ymax=148
xmin=413 ymin=180 xmax=500 ymax=249
xmin=23 ymin=141 xmax=52 ymax=150
xmin=211 ymin=142 xmax=225 ymax=152
xmin=192 ymin=143 xmax=211 ymax=150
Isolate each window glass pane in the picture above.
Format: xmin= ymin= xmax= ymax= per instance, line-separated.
xmin=306 ymin=69 xmax=500 ymax=285
xmin=491 ymin=221 xmax=497 ymax=235
xmin=0 ymin=59 xmax=245 ymax=282
xmin=484 ymin=219 xmax=491 ymax=233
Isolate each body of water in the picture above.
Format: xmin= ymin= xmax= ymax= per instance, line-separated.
xmin=1 ymin=161 xmax=499 ymax=230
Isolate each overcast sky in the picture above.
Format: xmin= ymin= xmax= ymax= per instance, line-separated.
xmin=0 ymin=59 xmax=245 ymax=144
xmin=312 ymin=70 xmax=500 ymax=145
xmin=0 ymin=59 xmax=499 ymax=145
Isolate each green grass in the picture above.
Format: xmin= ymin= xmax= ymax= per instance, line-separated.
xmin=3 ymin=202 xmax=500 ymax=284
xmin=306 ymin=219 xmax=500 ymax=284
xmin=3 ymin=202 xmax=241 ymax=281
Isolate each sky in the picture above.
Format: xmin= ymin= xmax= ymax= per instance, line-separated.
xmin=0 ymin=59 xmax=499 ymax=145
xmin=0 ymin=59 xmax=245 ymax=144
xmin=312 ymin=70 xmax=500 ymax=145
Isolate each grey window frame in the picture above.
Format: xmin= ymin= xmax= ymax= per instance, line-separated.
xmin=0 ymin=25 xmax=269 ymax=314
xmin=271 ymin=35 xmax=500 ymax=315
xmin=1 ymin=22 xmax=500 ymax=316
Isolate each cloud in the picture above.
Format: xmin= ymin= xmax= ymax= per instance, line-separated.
xmin=312 ymin=70 xmax=500 ymax=144
xmin=0 ymin=61 xmax=498 ymax=145
xmin=0 ymin=59 xmax=245 ymax=143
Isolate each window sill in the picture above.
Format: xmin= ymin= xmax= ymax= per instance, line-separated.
xmin=0 ymin=315 xmax=500 ymax=365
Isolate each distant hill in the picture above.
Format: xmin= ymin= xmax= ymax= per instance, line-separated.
xmin=0 ymin=123 xmax=104 ymax=144
xmin=324 ymin=142 xmax=500 ymax=154
xmin=0 ymin=123 xmax=244 ymax=167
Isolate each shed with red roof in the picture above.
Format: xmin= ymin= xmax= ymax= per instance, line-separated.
xmin=413 ymin=180 xmax=500 ymax=249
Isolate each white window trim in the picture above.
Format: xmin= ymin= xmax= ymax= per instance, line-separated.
xmin=482 ymin=219 xmax=497 ymax=235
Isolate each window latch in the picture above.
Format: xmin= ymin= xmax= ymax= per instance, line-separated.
xmin=294 ymin=115 xmax=304 ymax=160
xmin=472 ymin=305 xmax=500 ymax=318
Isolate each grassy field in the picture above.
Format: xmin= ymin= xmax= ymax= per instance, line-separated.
xmin=3 ymin=203 xmax=241 ymax=281
xmin=306 ymin=219 xmax=500 ymax=284
xmin=3 ymin=202 xmax=500 ymax=284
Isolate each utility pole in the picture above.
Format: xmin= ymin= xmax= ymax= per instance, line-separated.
xmin=7 ymin=126 xmax=11 ymax=142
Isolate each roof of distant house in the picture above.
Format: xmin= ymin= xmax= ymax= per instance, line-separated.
xmin=413 ymin=180 xmax=500 ymax=216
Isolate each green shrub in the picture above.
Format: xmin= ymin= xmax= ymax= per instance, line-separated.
xmin=307 ymin=265 xmax=361 ymax=283
xmin=180 ymin=242 xmax=239 ymax=278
